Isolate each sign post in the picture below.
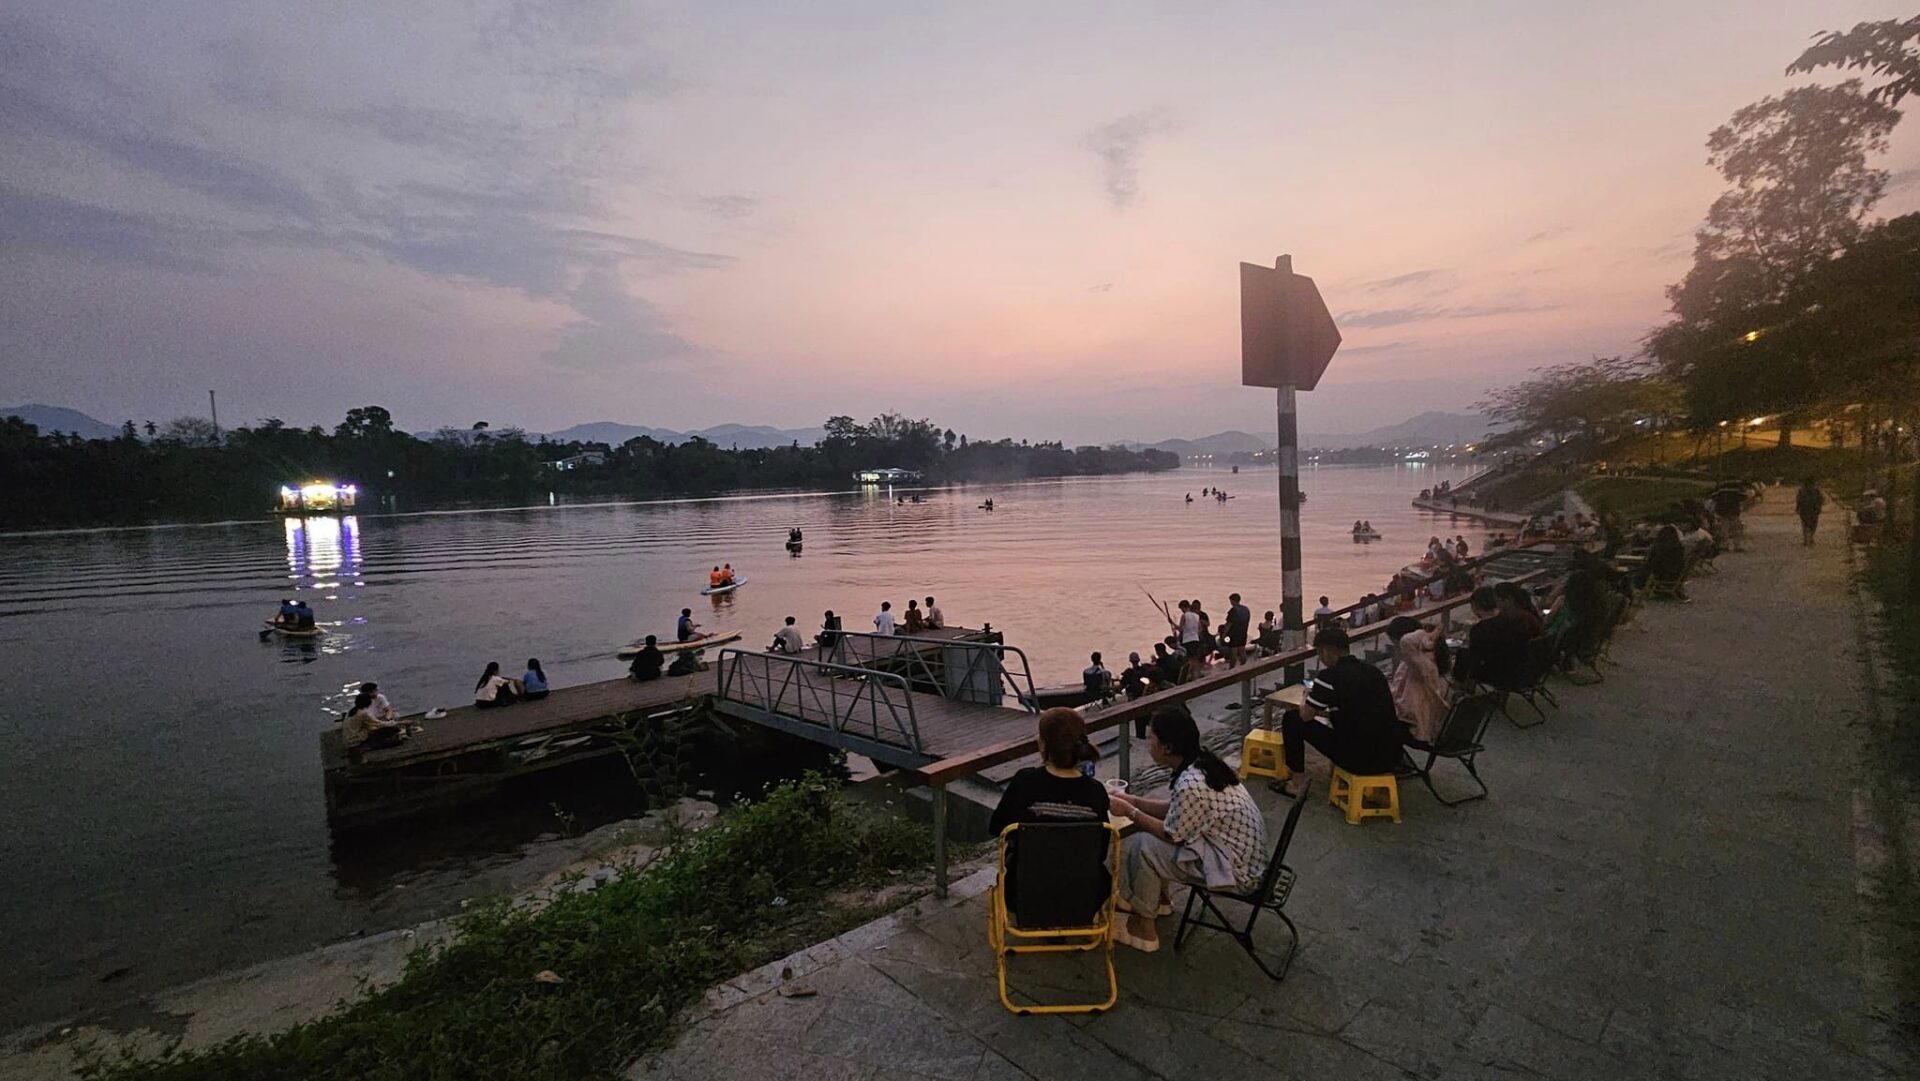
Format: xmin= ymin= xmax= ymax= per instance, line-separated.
xmin=1240 ymin=255 xmax=1341 ymax=682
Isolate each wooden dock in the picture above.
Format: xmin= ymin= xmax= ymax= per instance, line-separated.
xmin=319 ymin=626 xmax=1005 ymax=829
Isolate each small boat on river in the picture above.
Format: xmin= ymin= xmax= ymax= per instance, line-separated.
xmin=262 ymin=620 xmax=324 ymax=638
xmin=700 ymin=577 xmax=747 ymax=596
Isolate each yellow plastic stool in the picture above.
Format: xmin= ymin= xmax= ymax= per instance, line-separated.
xmin=1328 ymin=768 xmax=1400 ymax=825
xmin=1239 ymin=729 xmax=1288 ymax=781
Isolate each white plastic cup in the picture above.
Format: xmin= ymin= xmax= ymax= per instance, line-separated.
xmin=1104 ymin=778 xmax=1128 ymax=794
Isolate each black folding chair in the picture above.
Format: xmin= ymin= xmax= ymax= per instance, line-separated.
xmin=1172 ymin=783 xmax=1308 ymax=981
xmin=986 ymin=821 xmax=1119 ymax=1015
xmin=1502 ymin=634 xmax=1559 ymax=727
xmin=1402 ymin=693 xmax=1500 ymax=805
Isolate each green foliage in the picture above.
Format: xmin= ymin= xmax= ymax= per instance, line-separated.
xmin=1476 ymin=356 xmax=1679 ymax=456
xmin=78 ymin=777 xmax=928 ymax=1081
xmin=1573 ymin=476 xmax=1715 ymax=521
xmin=0 ymin=406 xmax=1176 ymax=529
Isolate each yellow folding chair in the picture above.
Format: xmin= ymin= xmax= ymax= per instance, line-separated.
xmin=985 ymin=820 xmax=1120 ymax=1015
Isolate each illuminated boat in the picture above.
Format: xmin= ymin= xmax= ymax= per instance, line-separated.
xmin=852 ymin=467 xmax=921 ymax=485
xmin=276 ymin=481 xmax=359 ymax=515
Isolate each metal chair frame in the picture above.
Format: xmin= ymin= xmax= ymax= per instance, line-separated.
xmin=1403 ymin=693 xmax=1500 ymax=805
xmin=1172 ymin=782 xmax=1309 ymax=981
xmin=986 ymin=821 xmax=1121 ymax=1015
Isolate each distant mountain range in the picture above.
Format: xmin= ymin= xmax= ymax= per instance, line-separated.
xmin=539 ymin=421 xmax=830 ymax=449
xmin=4 ymin=403 xmax=1493 ymax=454
xmin=0 ymin=404 xmax=122 ymax=440
xmin=1305 ymin=411 xmax=1499 ymax=451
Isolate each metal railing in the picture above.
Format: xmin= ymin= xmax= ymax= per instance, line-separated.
xmin=820 ymin=632 xmax=1040 ymax=712
xmin=715 ymin=648 xmax=925 ymax=754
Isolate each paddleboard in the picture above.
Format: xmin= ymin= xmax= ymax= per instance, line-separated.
xmin=263 ymin=620 xmax=324 ymax=638
xmin=616 ymin=628 xmax=743 ymax=659
xmin=1352 ymin=531 xmax=1382 ymax=541
xmin=699 ymin=577 xmax=747 ymax=596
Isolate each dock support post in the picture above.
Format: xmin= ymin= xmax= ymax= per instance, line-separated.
xmin=1239 ymin=677 xmax=1253 ymax=720
xmin=932 ymin=782 xmax=949 ymax=898
xmin=1117 ymin=720 xmax=1131 ymax=780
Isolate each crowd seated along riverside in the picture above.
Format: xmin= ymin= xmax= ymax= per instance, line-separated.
xmin=977 ymin=483 xmax=1742 ymax=1004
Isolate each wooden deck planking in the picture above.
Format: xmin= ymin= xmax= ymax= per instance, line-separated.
xmin=322 ymin=626 xmax=996 ymax=776
xmin=323 ymin=673 xmax=710 ymax=773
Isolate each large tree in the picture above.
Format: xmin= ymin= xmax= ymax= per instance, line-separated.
xmin=1650 ymin=81 xmax=1900 ymax=444
xmin=1788 ymin=15 xmax=1920 ymax=105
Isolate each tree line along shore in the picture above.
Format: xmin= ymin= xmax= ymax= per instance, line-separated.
xmin=0 ymin=409 xmax=1178 ymax=530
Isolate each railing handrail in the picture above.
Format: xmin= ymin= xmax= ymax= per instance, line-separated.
xmin=1315 ymin=537 xmax=1575 ymax=625
xmin=822 ymin=631 xmax=1039 ymax=711
xmin=915 ymin=564 xmax=1563 ymax=785
xmin=716 ymin=647 xmax=923 ymax=753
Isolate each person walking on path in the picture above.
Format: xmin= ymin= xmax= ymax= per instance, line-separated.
xmin=1795 ymin=477 xmax=1825 ymax=546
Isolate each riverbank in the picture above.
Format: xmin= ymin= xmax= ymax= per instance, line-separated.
xmin=637 ymin=492 xmax=1915 ymax=1080
xmin=2 ymin=781 xmax=932 ymax=1081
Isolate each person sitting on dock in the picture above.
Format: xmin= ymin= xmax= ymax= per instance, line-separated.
xmin=521 ymin=659 xmax=550 ymax=701
xmin=923 ymin=597 xmax=944 ymax=629
xmin=1386 ymin=617 xmax=1450 ymax=745
xmin=677 ymin=608 xmax=700 ymax=643
xmin=1120 ymin=651 xmax=1153 ymax=706
xmin=629 ymin=636 xmax=664 ymax=681
xmin=1257 ymin=611 xmax=1281 ymax=653
xmin=1275 ymin=624 xmax=1407 ymax=798
xmin=473 ymin=662 xmax=522 ymax=709
xmin=1082 ymin=652 xmax=1114 ymax=703
xmin=357 ymin=681 xmax=396 ymax=722
xmin=772 ymin=616 xmax=806 ymax=654
xmin=1494 ymin=581 xmax=1547 ymax=639
xmin=903 ymin=599 xmax=926 ymax=635
xmin=1155 ymin=639 xmax=1184 ymax=687
xmin=873 ymin=601 xmax=897 ymax=636
xmin=815 ymin=610 xmax=843 ymax=653
xmin=343 ymin=690 xmax=406 ymax=756
xmin=1108 ymin=706 xmax=1266 ymax=953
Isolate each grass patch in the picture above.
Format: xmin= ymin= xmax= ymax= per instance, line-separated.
xmin=80 ymin=777 xmax=929 ymax=1081
xmin=1859 ymin=542 xmax=1920 ymax=1045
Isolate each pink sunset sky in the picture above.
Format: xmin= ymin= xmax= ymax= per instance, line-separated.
xmin=2 ymin=1 xmax=1916 ymax=444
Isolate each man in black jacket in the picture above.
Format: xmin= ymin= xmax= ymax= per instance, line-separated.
xmin=1275 ymin=624 xmax=1406 ymax=797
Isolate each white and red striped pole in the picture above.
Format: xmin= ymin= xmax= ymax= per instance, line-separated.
xmin=1276 ymin=382 xmax=1304 ymax=682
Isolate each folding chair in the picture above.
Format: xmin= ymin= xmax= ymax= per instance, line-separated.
xmin=1403 ymin=693 xmax=1500 ymax=805
xmin=1496 ymin=635 xmax=1558 ymax=728
xmin=985 ymin=821 xmax=1120 ymax=1015
xmin=1172 ymin=783 xmax=1308 ymax=981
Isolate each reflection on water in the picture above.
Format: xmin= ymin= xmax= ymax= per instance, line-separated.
xmin=0 ymin=465 xmax=1482 ymax=1031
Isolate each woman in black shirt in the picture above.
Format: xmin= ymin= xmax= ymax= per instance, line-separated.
xmin=989 ymin=708 xmax=1109 ymax=834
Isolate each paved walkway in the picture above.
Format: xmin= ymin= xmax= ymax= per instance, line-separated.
xmin=633 ymin=493 xmax=1910 ymax=1081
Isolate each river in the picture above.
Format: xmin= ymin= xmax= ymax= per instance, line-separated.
xmin=0 ymin=463 xmax=1482 ymax=1031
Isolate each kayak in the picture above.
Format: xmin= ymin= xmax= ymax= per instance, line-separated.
xmin=1352 ymin=530 xmax=1383 ymax=541
xmin=700 ymin=577 xmax=747 ymax=596
xmin=263 ymin=620 xmax=324 ymax=638
xmin=616 ymin=628 xmax=743 ymax=659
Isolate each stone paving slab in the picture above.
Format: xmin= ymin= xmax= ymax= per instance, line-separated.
xmin=633 ymin=493 xmax=1911 ymax=1081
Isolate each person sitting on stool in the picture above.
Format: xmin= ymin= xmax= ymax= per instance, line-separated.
xmin=1274 ymin=623 xmax=1407 ymax=797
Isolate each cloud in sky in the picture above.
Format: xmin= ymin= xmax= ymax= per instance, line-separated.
xmin=3 ymin=2 xmax=1915 ymax=444
xmin=1081 ymin=110 xmax=1173 ymax=209
xmin=1335 ymin=302 xmax=1557 ymax=330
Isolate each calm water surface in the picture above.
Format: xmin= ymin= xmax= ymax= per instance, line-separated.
xmin=0 ymin=464 xmax=1481 ymax=1029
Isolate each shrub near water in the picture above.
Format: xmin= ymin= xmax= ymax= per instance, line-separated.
xmin=81 ymin=777 xmax=929 ymax=1081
